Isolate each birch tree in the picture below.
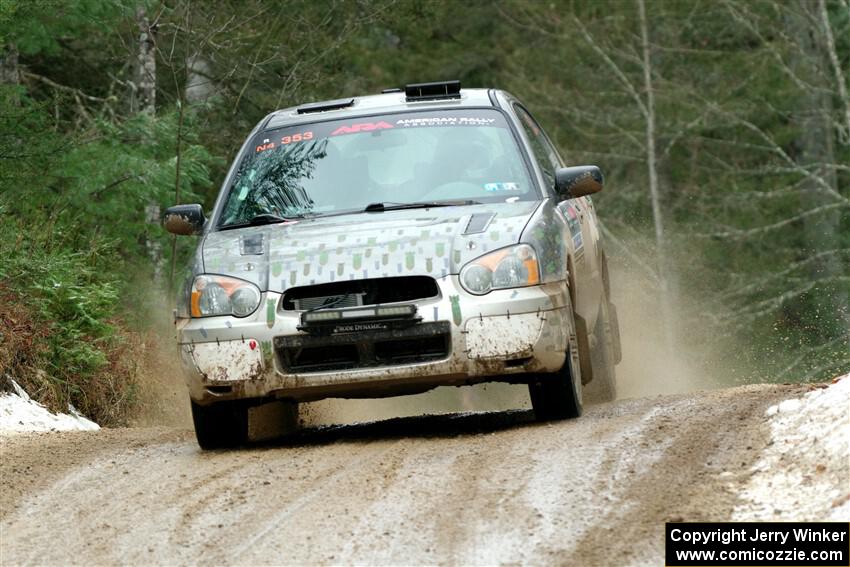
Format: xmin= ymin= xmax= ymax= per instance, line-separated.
xmin=130 ymin=5 xmax=164 ymax=282
xmin=0 ymin=43 xmax=18 ymax=86
xmin=501 ymin=0 xmax=679 ymax=347
xmin=789 ymin=0 xmax=850 ymax=335
xmin=636 ymin=0 xmax=676 ymax=349
xmin=130 ymin=6 xmax=156 ymax=115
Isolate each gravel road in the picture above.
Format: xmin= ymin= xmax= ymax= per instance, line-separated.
xmin=1 ymin=382 xmax=844 ymax=566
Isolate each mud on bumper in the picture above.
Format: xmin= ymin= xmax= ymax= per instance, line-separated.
xmin=178 ymin=278 xmax=571 ymax=405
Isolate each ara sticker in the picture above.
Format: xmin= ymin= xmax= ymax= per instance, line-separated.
xmin=484 ymin=182 xmax=521 ymax=192
xmin=256 ymin=139 xmax=275 ymax=153
xmin=331 ymin=121 xmax=394 ymax=136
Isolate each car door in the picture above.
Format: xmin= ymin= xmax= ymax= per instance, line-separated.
xmin=512 ymin=103 xmax=602 ymax=322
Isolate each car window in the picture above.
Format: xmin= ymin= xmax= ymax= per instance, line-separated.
xmin=514 ymin=105 xmax=562 ymax=187
xmin=217 ymin=109 xmax=536 ymax=226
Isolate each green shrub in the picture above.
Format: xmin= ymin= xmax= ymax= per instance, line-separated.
xmin=0 ymin=214 xmax=139 ymax=425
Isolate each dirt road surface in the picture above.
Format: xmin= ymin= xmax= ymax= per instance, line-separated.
xmin=0 ymin=382 xmax=844 ymax=565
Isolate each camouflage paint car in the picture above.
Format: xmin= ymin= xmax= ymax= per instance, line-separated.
xmin=164 ymin=81 xmax=622 ymax=449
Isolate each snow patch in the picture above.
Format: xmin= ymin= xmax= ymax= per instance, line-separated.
xmin=733 ymin=374 xmax=850 ymax=521
xmin=0 ymin=379 xmax=99 ymax=433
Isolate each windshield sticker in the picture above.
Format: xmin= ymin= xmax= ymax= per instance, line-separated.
xmin=484 ymin=182 xmax=521 ymax=192
xmin=396 ymin=116 xmax=497 ymax=127
xmin=564 ymin=205 xmax=583 ymax=250
xmin=280 ymin=131 xmax=313 ymax=145
xmin=331 ymin=121 xmax=394 ymax=136
xmin=255 ymin=138 xmax=275 ymax=153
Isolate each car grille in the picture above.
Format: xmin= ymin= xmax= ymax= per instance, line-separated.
xmin=292 ymin=293 xmax=363 ymax=311
xmin=275 ymin=321 xmax=451 ymax=373
xmin=281 ymin=276 xmax=439 ymax=311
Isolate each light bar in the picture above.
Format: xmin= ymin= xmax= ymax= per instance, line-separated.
xmin=376 ymin=305 xmax=417 ymax=317
xmin=341 ymin=308 xmax=376 ymax=319
xmin=405 ymin=80 xmax=461 ymax=101
xmin=303 ymin=310 xmax=341 ymax=322
xmin=301 ymin=304 xmax=417 ymax=325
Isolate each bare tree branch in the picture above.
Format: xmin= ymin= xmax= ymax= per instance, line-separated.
xmin=696 ymin=202 xmax=850 ymax=239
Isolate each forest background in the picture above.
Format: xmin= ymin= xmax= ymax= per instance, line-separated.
xmin=0 ymin=0 xmax=847 ymax=425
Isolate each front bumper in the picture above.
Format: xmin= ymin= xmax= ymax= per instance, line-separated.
xmin=178 ymin=277 xmax=570 ymax=404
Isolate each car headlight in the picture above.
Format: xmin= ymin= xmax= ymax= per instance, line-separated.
xmin=191 ymin=275 xmax=262 ymax=318
xmin=459 ymin=244 xmax=540 ymax=295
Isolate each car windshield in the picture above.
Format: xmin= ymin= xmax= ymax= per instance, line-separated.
xmin=217 ymin=109 xmax=535 ymax=227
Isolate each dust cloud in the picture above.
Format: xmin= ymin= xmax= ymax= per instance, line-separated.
xmin=612 ymin=266 xmax=712 ymax=399
xmin=129 ymin=292 xmax=192 ymax=429
xmin=609 ymin=244 xmax=741 ymax=400
xmin=131 ymin=329 xmax=193 ymax=428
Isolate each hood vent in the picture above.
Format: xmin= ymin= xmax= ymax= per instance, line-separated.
xmin=296 ymin=97 xmax=354 ymax=114
xmin=239 ymin=234 xmax=264 ymax=255
xmin=463 ymin=213 xmax=495 ymax=235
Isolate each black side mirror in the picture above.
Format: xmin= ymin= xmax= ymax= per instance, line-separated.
xmin=163 ymin=204 xmax=206 ymax=235
xmin=555 ymin=166 xmax=604 ymax=199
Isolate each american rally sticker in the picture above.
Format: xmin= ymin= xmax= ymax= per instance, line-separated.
xmin=396 ymin=117 xmax=497 ymax=127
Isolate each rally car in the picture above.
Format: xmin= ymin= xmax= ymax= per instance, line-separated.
xmin=164 ymin=81 xmax=621 ymax=449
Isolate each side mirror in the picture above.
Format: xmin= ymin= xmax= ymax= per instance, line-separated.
xmin=555 ymin=166 xmax=604 ymax=199
xmin=163 ymin=204 xmax=206 ymax=235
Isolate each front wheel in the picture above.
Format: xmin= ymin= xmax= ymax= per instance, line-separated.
xmin=191 ymin=400 xmax=248 ymax=450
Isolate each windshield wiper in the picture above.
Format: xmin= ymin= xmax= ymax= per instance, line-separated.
xmin=219 ymin=213 xmax=306 ymax=231
xmin=363 ymin=200 xmax=480 ymax=213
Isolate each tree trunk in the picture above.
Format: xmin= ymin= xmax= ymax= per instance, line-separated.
xmin=816 ymin=0 xmax=850 ymax=145
xmin=789 ymin=1 xmax=850 ymax=336
xmin=185 ymin=55 xmax=213 ymax=103
xmin=130 ymin=6 xmax=162 ymax=282
xmin=0 ymin=43 xmax=19 ymax=86
xmin=130 ymin=7 xmax=156 ymax=115
xmin=637 ymin=0 xmax=675 ymax=350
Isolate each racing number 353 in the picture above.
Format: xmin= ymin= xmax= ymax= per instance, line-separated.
xmin=281 ymin=131 xmax=313 ymax=145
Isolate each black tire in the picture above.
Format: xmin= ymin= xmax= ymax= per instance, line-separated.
xmin=586 ymin=298 xmax=617 ymax=402
xmin=191 ymin=400 xmax=249 ymax=450
xmin=528 ymin=306 xmax=583 ymax=420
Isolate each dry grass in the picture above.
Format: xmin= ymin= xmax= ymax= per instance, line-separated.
xmin=0 ymin=284 xmax=143 ymax=426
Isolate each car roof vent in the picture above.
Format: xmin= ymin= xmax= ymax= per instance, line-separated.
xmin=295 ymin=97 xmax=355 ymax=114
xmin=404 ymin=80 xmax=461 ymax=102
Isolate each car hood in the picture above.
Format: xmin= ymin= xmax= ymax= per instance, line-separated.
xmin=202 ymin=201 xmax=539 ymax=292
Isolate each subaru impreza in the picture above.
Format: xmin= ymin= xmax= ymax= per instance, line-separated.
xmin=164 ymin=81 xmax=621 ymax=449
